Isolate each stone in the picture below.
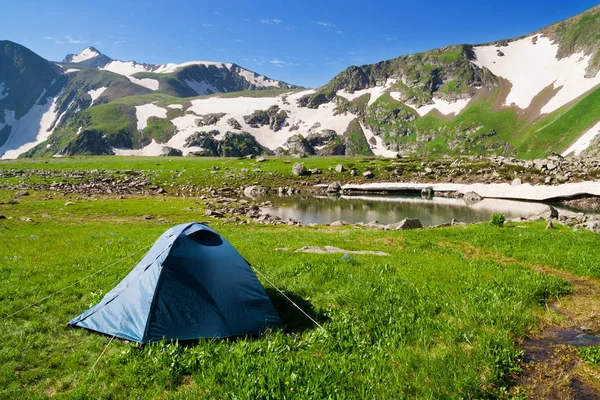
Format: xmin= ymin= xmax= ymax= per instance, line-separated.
xmin=243 ymin=185 xmax=267 ymax=198
xmin=308 ymin=168 xmax=322 ymax=174
xmin=335 ymin=164 xmax=345 ymax=173
xmin=394 ymin=218 xmax=423 ymax=230
xmin=546 ymin=220 xmax=554 ymax=230
xmin=20 ymin=216 xmax=33 ymax=222
xmin=511 ymin=178 xmax=522 ymax=186
xmin=326 ymin=182 xmax=342 ymax=193
xmin=292 ymin=163 xmax=308 ymax=176
xmin=545 ymin=176 xmax=552 ymax=184
xmin=15 ymin=191 xmax=30 ymax=197
xmin=463 ymin=192 xmax=483 ymax=202
xmin=0 ymin=215 xmax=6 ymax=220
xmin=362 ymin=171 xmax=374 ymax=179
xmin=350 ymin=169 xmax=357 ymax=176
xmin=536 ymin=205 xmax=559 ymax=220
xmin=256 ymin=157 xmax=267 ymax=163
xmin=64 ymin=201 xmax=75 ymax=206
xmin=421 ymin=188 xmax=433 ymax=199
xmin=329 ymin=220 xmax=349 ymax=226
xmin=205 ymin=209 xmax=224 ymax=218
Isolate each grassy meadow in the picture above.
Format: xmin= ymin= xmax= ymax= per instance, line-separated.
xmin=1 ymin=157 xmax=600 ymax=398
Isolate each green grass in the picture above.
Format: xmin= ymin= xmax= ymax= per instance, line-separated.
xmin=3 ymin=187 xmax=594 ymax=398
xmin=514 ymin=85 xmax=600 ymax=157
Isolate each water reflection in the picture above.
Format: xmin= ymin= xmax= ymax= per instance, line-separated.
xmin=262 ymin=194 xmax=561 ymax=226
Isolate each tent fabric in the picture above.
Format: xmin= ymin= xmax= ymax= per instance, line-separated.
xmin=69 ymin=222 xmax=281 ymax=343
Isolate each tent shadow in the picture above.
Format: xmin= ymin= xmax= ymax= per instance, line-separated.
xmin=266 ymin=288 xmax=330 ymax=334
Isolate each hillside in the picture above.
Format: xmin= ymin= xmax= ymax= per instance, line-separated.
xmin=3 ymin=6 xmax=600 ymax=159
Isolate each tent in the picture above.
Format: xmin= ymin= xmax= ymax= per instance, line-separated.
xmin=69 ymin=222 xmax=281 ymax=343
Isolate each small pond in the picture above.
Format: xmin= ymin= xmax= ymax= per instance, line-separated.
xmin=261 ymin=194 xmax=566 ymax=226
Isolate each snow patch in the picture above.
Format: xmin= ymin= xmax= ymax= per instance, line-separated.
xmin=237 ymin=68 xmax=280 ymax=88
xmin=127 ymin=76 xmax=160 ymax=91
xmin=113 ymin=139 xmax=165 ymax=156
xmin=88 ymin=87 xmax=107 ymax=106
xmin=184 ymin=79 xmax=219 ymax=95
xmin=64 ymin=69 xmax=80 ymax=74
xmin=0 ymin=82 xmax=8 ymax=100
xmin=71 ymin=47 xmax=100 ymax=63
xmin=0 ymin=95 xmax=62 ymax=159
xmin=562 ymin=120 xmax=600 ymax=157
xmin=337 ymin=79 xmax=397 ymax=106
xmin=473 ymin=35 xmax=600 ymax=113
xmin=405 ymin=96 xmax=471 ymax=117
xmin=167 ymin=104 xmax=183 ymax=109
xmin=166 ymin=89 xmax=356 ymax=153
xmin=342 ymin=181 xmax=600 ymax=202
xmin=359 ymin=122 xmax=398 ymax=158
xmin=135 ymin=104 xmax=167 ymax=130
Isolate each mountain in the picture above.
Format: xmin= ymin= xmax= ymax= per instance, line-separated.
xmin=3 ymin=5 xmax=600 ymax=159
xmin=60 ymin=47 xmax=300 ymax=96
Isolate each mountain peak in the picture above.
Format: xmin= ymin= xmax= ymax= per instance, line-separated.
xmin=62 ymin=47 xmax=112 ymax=68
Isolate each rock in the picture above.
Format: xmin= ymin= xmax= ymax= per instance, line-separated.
xmin=424 ymin=167 xmax=433 ymax=174
xmin=308 ymin=168 xmax=322 ymax=174
xmin=463 ymin=192 xmax=483 ymax=202
xmin=326 ymin=182 xmax=342 ymax=193
xmin=421 ymin=188 xmax=433 ymax=199
xmin=284 ymin=134 xmax=315 ymax=156
xmin=557 ymin=175 xmax=570 ymax=183
xmin=511 ymin=178 xmax=522 ymax=186
xmin=350 ymin=169 xmax=357 ymax=176
xmin=292 ymin=163 xmax=308 ymax=176
xmin=0 ymin=215 xmax=6 ymax=220
xmin=15 ymin=191 xmax=30 ymax=197
xmin=64 ymin=201 xmax=75 ymax=206
xmin=545 ymin=176 xmax=552 ymax=184
xmin=20 ymin=216 xmax=33 ymax=222
xmin=205 ymin=210 xmax=224 ymax=218
xmin=143 ymin=215 xmax=155 ymax=220
xmin=394 ymin=218 xmax=423 ymax=230
xmin=535 ymin=205 xmax=559 ymax=220
xmin=546 ymin=220 xmax=554 ymax=230
xmin=362 ymin=171 xmax=374 ymax=179
xmin=335 ymin=164 xmax=345 ymax=173
xmin=256 ymin=157 xmax=267 ymax=163
xmin=329 ymin=220 xmax=349 ymax=226
xmin=160 ymin=147 xmax=183 ymax=157
xmin=243 ymin=185 xmax=267 ymax=198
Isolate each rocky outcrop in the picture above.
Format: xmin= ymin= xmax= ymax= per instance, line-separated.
xmin=243 ymin=105 xmax=288 ymax=131
xmin=185 ymin=130 xmax=269 ymax=157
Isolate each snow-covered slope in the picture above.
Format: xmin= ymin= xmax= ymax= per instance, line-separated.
xmin=473 ymin=35 xmax=600 ymax=114
xmin=0 ymin=91 xmax=63 ymax=159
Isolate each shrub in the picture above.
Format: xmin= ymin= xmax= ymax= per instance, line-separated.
xmin=491 ymin=214 xmax=506 ymax=227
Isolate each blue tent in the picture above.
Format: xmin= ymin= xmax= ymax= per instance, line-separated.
xmin=69 ymin=222 xmax=281 ymax=343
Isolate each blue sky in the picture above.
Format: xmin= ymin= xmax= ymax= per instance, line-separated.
xmin=1 ymin=0 xmax=598 ymax=88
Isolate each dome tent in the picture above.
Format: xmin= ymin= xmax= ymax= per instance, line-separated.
xmin=69 ymin=222 xmax=281 ymax=344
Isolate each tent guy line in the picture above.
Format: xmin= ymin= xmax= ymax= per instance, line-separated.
xmin=251 ymin=265 xmax=328 ymax=334
xmin=6 ymin=244 xmax=152 ymax=319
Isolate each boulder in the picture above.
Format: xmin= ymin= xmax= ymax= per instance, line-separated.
xmin=326 ymin=182 xmax=342 ymax=193
xmin=421 ymin=188 xmax=433 ymax=199
xmin=362 ymin=171 xmax=374 ymax=179
xmin=335 ymin=164 xmax=345 ymax=173
xmin=511 ymin=178 xmax=522 ymax=186
xmin=329 ymin=220 xmax=349 ymax=226
xmin=463 ymin=192 xmax=483 ymax=202
xmin=292 ymin=163 xmax=308 ymax=176
xmin=394 ymin=218 xmax=423 ymax=230
xmin=243 ymin=185 xmax=267 ymax=198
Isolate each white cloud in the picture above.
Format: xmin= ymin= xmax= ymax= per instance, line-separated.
xmin=214 ymin=11 xmax=223 ymax=16
xmin=55 ymin=40 xmax=65 ymax=44
xmin=260 ymin=18 xmax=282 ymax=25
xmin=270 ymin=59 xmax=286 ymax=66
xmin=202 ymin=23 xmax=213 ymax=27
xmin=316 ymin=21 xmax=334 ymax=27
xmin=66 ymin=36 xmax=86 ymax=44
xmin=336 ymin=30 xmax=344 ymax=34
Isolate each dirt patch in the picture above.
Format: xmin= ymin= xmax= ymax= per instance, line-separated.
xmin=515 ymin=265 xmax=600 ymax=398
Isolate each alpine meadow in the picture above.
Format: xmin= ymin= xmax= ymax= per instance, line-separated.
xmin=3 ymin=2 xmax=600 ymax=399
